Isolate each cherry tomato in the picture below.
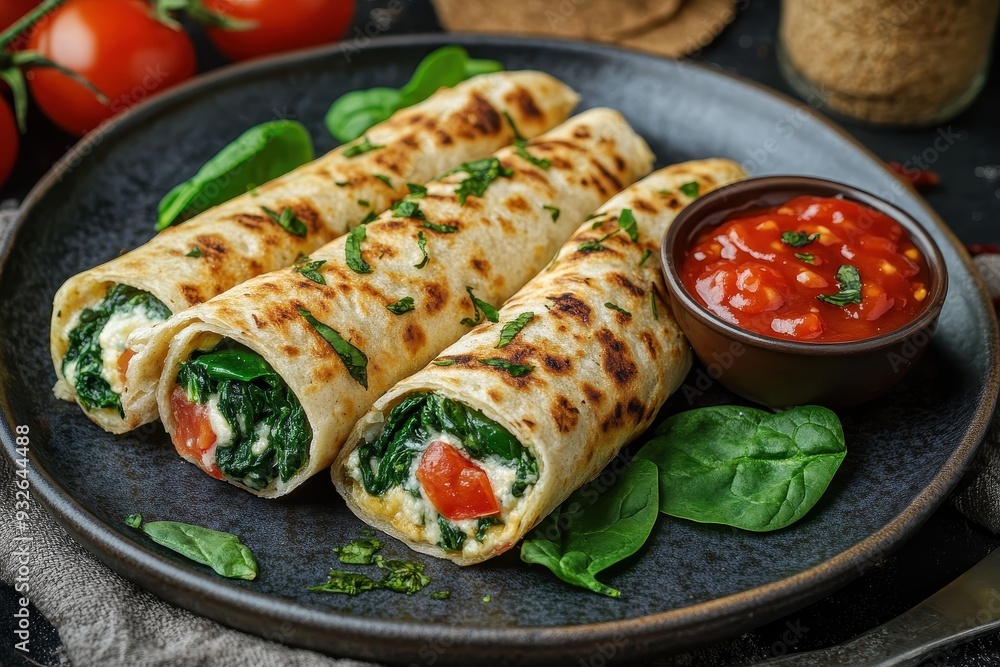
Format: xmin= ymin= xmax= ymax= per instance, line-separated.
xmin=0 ymin=0 xmax=38 ymax=49
xmin=203 ymin=0 xmax=355 ymax=62
xmin=170 ymin=387 xmax=224 ymax=479
xmin=26 ymin=0 xmax=196 ymax=136
xmin=416 ymin=441 xmax=500 ymax=521
xmin=0 ymin=100 xmax=17 ymax=188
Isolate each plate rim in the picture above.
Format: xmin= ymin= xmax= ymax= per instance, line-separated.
xmin=2 ymin=32 xmax=998 ymax=661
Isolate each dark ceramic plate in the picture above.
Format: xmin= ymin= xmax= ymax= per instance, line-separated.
xmin=0 ymin=35 xmax=997 ymax=666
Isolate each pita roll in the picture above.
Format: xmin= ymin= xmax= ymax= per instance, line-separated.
xmin=154 ymin=109 xmax=655 ymax=497
xmin=334 ymin=159 xmax=747 ymax=564
xmin=50 ymin=71 xmax=580 ymax=433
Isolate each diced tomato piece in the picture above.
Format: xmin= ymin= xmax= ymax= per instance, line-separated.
xmin=117 ymin=348 xmax=136 ymax=385
xmin=416 ymin=441 xmax=500 ymax=521
xmin=169 ymin=387 xmax=223 ymax=479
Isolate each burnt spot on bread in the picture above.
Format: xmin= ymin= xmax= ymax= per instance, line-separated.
xmin=600 ymin=401 xmax=626 ymax=433
xmin=400 ymin=135 xmax=418 ymax=149
xmin=551 ymin=395 xmax=580 ymax=433
xmin=401 ymin=321 xmax=426 ymax=353
xmin=466 ymin=93 xmax=503 ymax=136
xmin=435 ymin=129 xmax=453 ymax=145
xmin=640 ymin=331 xmax=658 ymax=359
xmin=614 ymin=155 xmax=626 ymax=172
xmin=374 ymin=153 xmax=402 ymax=174
xmin=233 ymin=213 xmax=268 ymax=232
xmin=488 ymin=389 xmax=502 ymax=403
xmin=547 ymin=293 xmax=591 ymax=324
xmin=572 ymin=126 xmax=591 ymax=139
xmin=370 ymin=242 xmax=398 ymax=260
xmin=179 ymin=284 xmax=203 ymax=306
xmin=252 ymin=314 xmax=266 ymax=330
xmin=626 ymin=398 xmax=645 ymax=423
xmin=423 ymin=282 xmax=449 ymax=315
xmin=632 ymin=198 xmax=657 ymax=214
xmin=290 ymin=203 xmax=322 ymax=235
xmin=542 ymin=354 xmax=572 ymax=374
xmin=522 ymin=418 xmax=537 ymax=430
xmin=596 ymin=328 xmax=637 ymax=386
xmin=282 ymin=345 xmax=300 ymax=358
xmin=611 ymin=273 xmax=645 ymax=298
xmin=470 ymin=257 xmax=490 ymax=275
xmin=508 ymin=87 xmax=542 ymax=120
xmin=504 ymin=195 xmax=531 ymax=213
xmin=582 ymin=382 xmax=604 ymax=405
xmin=194 ymin=234 xmax=228 ymax=259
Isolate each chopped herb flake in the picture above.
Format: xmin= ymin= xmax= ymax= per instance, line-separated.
xmin=449 ymin=157 xmax=513 ymax=205
xmin=795 ymin=252 xmax=815 ymax=264
xmin=422 ymin=221 xmax=458 ymax=233
xmin=125 ymin=513 xmax=142 ymax=528
xmin=345 ymin=225 xmax=372 ymax=274
xmin=639 ymin=248 xmax=652 ymax=266
xmin=334 ymin=538 xmax=382 ymax=565
xmin=432 ymin=359 xmax=456 ymax=367
xmin=343 ymin=136 xmax=384 ymax=158
xmin=781 ymin=231 xmax=820 ymax=247
xmin=309 ymin=570 xmax=378 ymax=595
xmin=186 ymin=246 xmax=202 ymax=258
xmin=650 ymin=292 xmax=659 ymax=320
xmin=617 ymin=208 xmax=638 ymax=241
xmin=299 ymin=308 xmax=368 ymax=389
xmin=386 ymin=297 xmax=415 ymax=314
xmin=543 ymin=204 xmax=560 ymax=222
xmin=578 ymin=229 xmax=620 ymax=253
xmin=479 ymin=358 xmax=534 ymax=377
xmin=262 ymin=206 xmax=307 ymax=237
xmin=392 ymin=199 xmax=427 ymax=221
xmin=374 ymin=174 xmax=392 ymax=187
xmin=335 ymin=180 xmax=350 ymax=187
xmin=679 ymin=181 xmax=700 ymax=198
xmin=375 ymin=557 xmax=430 ymax=595
xmin=407 ymin=183 xmax=427 ymax=199
xmin=430 ymin=590 xmax=451 ymax=600
xmin=360 ymin=210 xmax=379 ymax=225
xmin=294 ymin=255 xmax=327 ymax=284
xmin=461 ymin=286 xmax=499 ymax=327
xmin=497 ymin=312 xmax=534 ymax=348
xmin=358 ymin=199 xmax=370 ymax=207
xmin=817 ymin=265 xmax=863 ymax=307
xmin=605 ymin=302 xmax=631 ymax=316
xmin=414 ymin=231 xmax=429 ymax=268
xmin=515 ymin=141 xmax=551 ymax=169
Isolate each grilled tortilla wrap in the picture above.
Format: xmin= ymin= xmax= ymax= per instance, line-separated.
xmin=154 ymin=109 xmax=654 ymax=498
xmin=333 ymin=159 xmax=747 ymax=564
xmin=50 ymin=71 xmax=579 ymax=433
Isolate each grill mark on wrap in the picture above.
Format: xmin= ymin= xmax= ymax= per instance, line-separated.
xmin=551 ymin=395 xmax=580 ymax=433
xmin=547 ymin=293 xmax=591 ymax=324
xmin=596 ymin=327 xmax=637 ymax=387
xmin=505 ymin=86 xmax=542 ymax=120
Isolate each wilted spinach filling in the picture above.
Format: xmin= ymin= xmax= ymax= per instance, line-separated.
xmin=62 ymin=284 xmax=170 ymax=414
xmin=177 ymin=343 xmax=311 ymax=490
xmin=356 ymin=393 xmax=537 ymax=551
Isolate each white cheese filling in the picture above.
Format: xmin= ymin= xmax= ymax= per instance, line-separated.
xmin=96 ymin=307 xmax=165 ymax=395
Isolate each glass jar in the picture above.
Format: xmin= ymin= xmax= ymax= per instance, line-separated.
xmin=778 ymin=0 xmax=999 ymax=127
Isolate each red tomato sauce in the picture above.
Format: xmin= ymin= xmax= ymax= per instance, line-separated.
xmin=679 ymin=196 xmax=931 ymax=342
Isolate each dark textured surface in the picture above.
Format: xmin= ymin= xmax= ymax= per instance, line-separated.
xmin=0 ymin=35 xmax=996 ymax=665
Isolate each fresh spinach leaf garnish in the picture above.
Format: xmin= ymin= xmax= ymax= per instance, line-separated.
xmin=636 ymin=405 xmax=846 ymax=531
xmin=414 ymin=231 xmax=429 ymax=268
xmin=343 ymin=135 xmax=385 ymax=158
xmin=294 ymin=255 xmax=327 ymax=285
xmin=638 ymin=249 xmax=652 ymax=267
xmin=309 ymin=570 xmax=379 ymax=595
xmin=543 ymin=204 xmax=560 ymax=222
xmin=176 ymin=345 xmax=311 ymax=488
xmin=521 ymin=459 xmax=658 ymax=598
xmin=407 ymin=183 xmax=427 ymax=199
xmin=503 ymin=110 xmax=550 ymax=169
xmin=438 ymin=517 xmax=467 ymax=552
xmin=795 ymin=252 xmax=815 ymax=264
xmin=461 ymin=286 xmax=499 ymax=326
xmin=679 ymin=181 xmax=700 ymax=198
xmin=325 ymin=46 xmax=503 ymax=142
xmin=186 ymin=246 xmax=202 ymax=258
xmin=817 ymin=265 xmax=863 ymax=307
xmin=261 ymin=206 xmax=307 ymax=237
xmin=334 ymin=538 xmax=383 ymax=565
xmin=156 ymin=120 xmax=314 ymax=230
xmin=356 ymin=393 xmax=536 ymax=499
xmin=617 ymin=209 xmax=638 ymax=242
xmin=386 ymin=297 xmax=416 ymax=314
xmin=578 ymin=229 xmax=620 ymax=253
xmin=496 ymin=312 xmax=534 ymax=348
xmin=479 ymin=359 xmax=534 ymax=377
xmin=63 ymin=284 xmax=171 ymax=414
xmin=374 ymin=173 xmax=393 ymax=187
xmin=781 ymin=231 xmax=820 ymax=247
xmin=299 ymin=308 xmax=369 ymax=389
xmin=604 ymin=302 xmax=631 ymax=316
xmin=430 ymin=590 xmax=451 ymax=600
xmin=126 ymin=515 xmax=258 ymax=580
xmin=345 ymin=225 xmax=372 ymax=274
xmin=448 ymin=157 xmax=513 ymax=205
xmin=392 ymin=199 xmax=427 ymax=221
xmin=375 ymin=556 xmax=431 ymax=594
xmin=360 ymin=210 xmax=379 ymax=225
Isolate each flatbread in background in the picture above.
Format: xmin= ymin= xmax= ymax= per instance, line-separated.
xmin=433 ymin=0 xmax=736 ymax=58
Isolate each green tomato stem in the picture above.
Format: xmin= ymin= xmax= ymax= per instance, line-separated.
xmin=0 ymin=0 xmax=70 ymax=51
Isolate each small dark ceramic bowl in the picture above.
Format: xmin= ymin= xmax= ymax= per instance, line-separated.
xmin=661 ymin=176 xmax=949 ymax=408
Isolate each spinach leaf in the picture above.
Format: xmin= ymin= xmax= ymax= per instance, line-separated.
xmin=781 ymin=231 xmax=820 ymax=247
xmin=127 ymin=516 xmax=257 ymax=580
xmin=360 ymin=210 xmax=379 ymax=225
xmin=375 ymin=557 xmax=431 ymax=594
xmin=309 ymin=570 xmax=379 ymax=595
xmin=679 ymin=181 xmax=700 ymax=198
xmin=392 ymin=199 xmax=427 ymax=221
xmin=374 ymin=173 xmax=393 ymax=187
xmin=496 ymin=312 xmax=534 ymax=348
xmin=342 ymin=136 xmax=385 ymax=158
xmin=186 ymin=246 xmax=202 ymax=258
xmin=638 ymin=249 xmax=652 ymax=267
xmin=604 ymin=302 xmax=631 ymax=316
xmin=795 ymin=252 xmax=815 ymax=264
xmin=156 ymin=120 xmax=314 ymax=230
xmin=386 ymin=297 xmax=415 ymax=314
xmin=414 ymin=231 xmax=429 ymax=269
xmin=514 ymin=142 xmax=550 ymax=169
xmin=294 ymin=255 xmax=327 ymax=284
xmin=460 ymin=286 xmax=499 ymax=327
xmin=334 ymin=538 xmax=382 ymax=565
xmin=617 ymin=209 xmax=638 ymax=242
xmin=520 ymin=459 xmax=658 ymax=598
xmin=63 ymin=284 xmax=171 ymax=414
xmin=476 ymin=516 xmax=503 ymax=541
xmin=449 ymin=157 xmax=513 ymax=205
xmin=325 ymin=46 xmax=503 ymax=142
xmin=345 ymin=225 xmax=372 ymax=274
xmin=423 ymin=221 xmax=458 ymax=234
xmin=262 ymin=206 xmax=308 ymax=237
xmin=817 ymin=265 xmax=863 ymax=307
xmin=543 ymin=204 xmax=560 ymax=222
xmin=636 ymin=405 xmax=846 ymax=531
xmin=577 ymin=229 xmax=620 ymax=253
xmin=299 ymin=308 xmax=369 ymax=389
xmin=177 ymin=344 xmax=311 ymax=489
xmin=479 ymin=358 xmax=534 ymax=377
xmin=438 ymin=517 xmax=467 ymax=552
xmin=406 ymin=183 xmax=427 ymax=199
